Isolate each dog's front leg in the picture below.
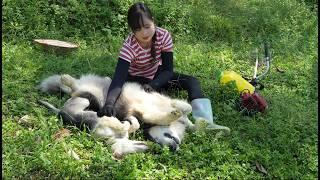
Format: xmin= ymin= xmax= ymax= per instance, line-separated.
xmin=144 ymin=100 xmax=192 ymax=126
xmin=61 ymin=74 xmax=78 ymax=92
xmin=124 ymin=116 xmax=140 ymax=133
xmin=111 ymin=138 xmax=149 ymax=160
xmin=141 ymin=109 xmax=183 ymax=125
xmin=98 ymin=116 xmax=131 ymax=132
xmin=171 ymin=99 xmax=192 ymax=114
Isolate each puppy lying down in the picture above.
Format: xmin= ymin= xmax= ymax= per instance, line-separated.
xmin=38 ymin=74 xmax=194 ymax=159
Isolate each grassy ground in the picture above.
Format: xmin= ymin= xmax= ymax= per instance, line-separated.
xmin=2 ymin=0 xmax=318 ymax=179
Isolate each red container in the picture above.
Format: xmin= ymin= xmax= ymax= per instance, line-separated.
xmin=240 ymin=91 xmax=268 ymax=113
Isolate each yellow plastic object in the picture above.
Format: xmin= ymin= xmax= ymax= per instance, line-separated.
xmin=219 ymin=71 xmax=255 ymax=94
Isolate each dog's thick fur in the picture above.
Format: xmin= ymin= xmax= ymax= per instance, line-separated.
xmin=38 ymin=74 xmax=193 ymax=158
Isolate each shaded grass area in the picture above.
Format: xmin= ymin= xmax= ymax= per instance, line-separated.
xmin=2 ymin=38 xmax=317 ymax=179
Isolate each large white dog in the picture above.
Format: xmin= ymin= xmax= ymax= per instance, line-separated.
xmin=38 ymin=74 xmax=194 ymax=159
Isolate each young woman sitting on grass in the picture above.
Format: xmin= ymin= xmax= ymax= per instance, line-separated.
xmin=98 ymin=2 xmax=230 ymax=134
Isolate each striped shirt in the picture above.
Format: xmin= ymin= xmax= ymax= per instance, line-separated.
xmin=119 ymin=27 xmax=173 ymax=79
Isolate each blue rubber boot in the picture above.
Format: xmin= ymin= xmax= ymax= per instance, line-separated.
xmin=191 ymin=98 xmax=230 ymax=135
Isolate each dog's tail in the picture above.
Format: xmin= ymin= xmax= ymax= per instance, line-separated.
xmin=37 ymin=75 xmax=72 ymax=94
xmin=37 ymin=99 xmax=86 ymax=131
xmin=37 ymin=100 xmax=60 ymax=114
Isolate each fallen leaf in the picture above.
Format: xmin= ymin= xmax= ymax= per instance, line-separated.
xmin=18 ymin=115 xmax=32 ymax=126
xmin=67 ymin=149 xmax=80 ymax=160
xmin=53 ymin=128 xmax=71 ymax=141
xmin=255 ymin=161 xmax=268 ymax=175
xmin=112 ymin=152 xmax=124 ymax=160
xmin=275 ymin=66 xmax=285 ymax=73
xmin=35 ymin=136 xmax=42 ymax=143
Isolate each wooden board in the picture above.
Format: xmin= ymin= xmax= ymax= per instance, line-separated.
xmin=33 ymin=39 xmax=78 ymax=54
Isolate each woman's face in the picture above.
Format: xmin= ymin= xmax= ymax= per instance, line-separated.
xmin=133 ymin=16 xmax=155 ymax=47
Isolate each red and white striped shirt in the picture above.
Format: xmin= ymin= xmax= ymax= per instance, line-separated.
xmin=119 ymin=27 xmax=173 ymax=79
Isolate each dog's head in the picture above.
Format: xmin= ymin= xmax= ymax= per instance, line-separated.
xmin=146 ymin=115 xmax=191 ymax=152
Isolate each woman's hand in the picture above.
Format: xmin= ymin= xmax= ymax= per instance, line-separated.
xmin=98 ymin=104 xmax=115 ymax=117
xmin=143 ymin=84 xmax=154 ymax=92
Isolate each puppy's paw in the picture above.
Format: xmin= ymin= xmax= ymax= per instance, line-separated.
xmin=172 ymin=100 xmax=192 ymax=114
xmin=104 ymin=76 xmax=112 ymax=81
xmin=111 ymin=139 xmax=148 ymax=160
xmin=187 ymin=121 xmax=196 ymax=131
xmin=121 ymin=121 xmax=131 ymax=132
xmin=170 ymin=109 xmax=183 ymax=119
xmin=132 ymin=141 xmax=149 ymax=152
xmin=99 ymin=116 xmax=130 ymax=132
xmin=129 ymin=123 xmax=140 ymax=133
xmin=153 ymin=109 xmax=182 ymax=126
xmin=125 ymin=116 xmax=140 ymax=133
xmin=61 ymin=74 xmax=75 ymax=88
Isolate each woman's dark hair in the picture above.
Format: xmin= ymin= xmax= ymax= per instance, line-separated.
xmin=127 ymin=2 xmax=157 ymax=63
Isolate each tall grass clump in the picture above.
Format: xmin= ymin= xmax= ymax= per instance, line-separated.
xmin=2 ymin=0 xmax=135 ymax=43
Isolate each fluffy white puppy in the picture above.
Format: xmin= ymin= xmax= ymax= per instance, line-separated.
xmin=38 ymin=74 xmax=193 ymax=157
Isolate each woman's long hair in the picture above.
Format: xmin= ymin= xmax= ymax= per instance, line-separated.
xmin=127 ymin=2 xmax=157 ymax=63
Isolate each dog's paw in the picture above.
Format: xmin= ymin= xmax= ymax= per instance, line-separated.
xmin=121 ymin=121 xmax=131 ymax=132
xmin=170 ymin=109 xmax=183 ymax=119
xmin=153 ymin=109 xmax=183 ymax=126
xmin=172 ymin=100 xmax=192 ymax=114
xmin=61 ymin=74 xmax=75 ymax=88
xmin=111 ymin=138 xmax=148 ymax=160
xmin=99 ymin=116 xmax=130 ymax=132
xmin=187 ymin=121 xmax=196 ymax=131
xmin=110 ymin=117 xmax=130 ymax=132
xmin=125 ymin=116 xmax=140 ymax=133
xmin=132 ymin=141 xmax=149 ymax=152
xmin=104 ymin=76 xmax=112 ymax=81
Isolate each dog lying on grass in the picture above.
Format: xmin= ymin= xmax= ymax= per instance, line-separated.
xmin=38 ymin=74 xmax=194 ymax=158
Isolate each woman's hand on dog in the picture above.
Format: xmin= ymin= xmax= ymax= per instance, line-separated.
xmin=142 ymin=84 xmax=154 ymax=93
xmin=98 ymin=104 xmax=115 ymax=117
